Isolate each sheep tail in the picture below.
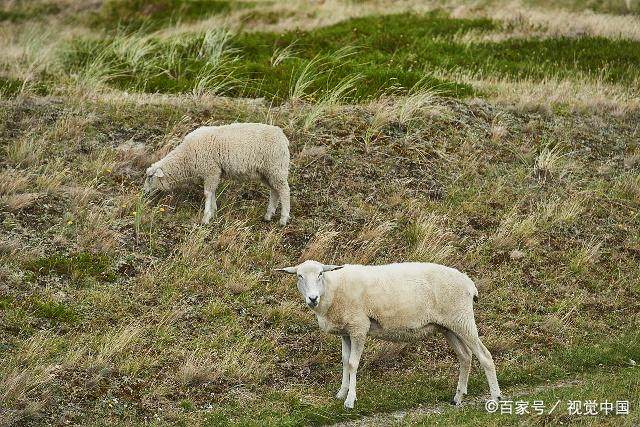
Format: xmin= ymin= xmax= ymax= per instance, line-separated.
xmin=467 ymin=275 xmax=479 ymax=303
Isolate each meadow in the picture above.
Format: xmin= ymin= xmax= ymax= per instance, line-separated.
xmin=0 ymin=0 xmax=639 ymax=425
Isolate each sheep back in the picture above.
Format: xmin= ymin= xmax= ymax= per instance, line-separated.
xmin=322 ymin=263 xmax=478 ymax=335
xmin=183 ymin=123 xmax=290 ymax=181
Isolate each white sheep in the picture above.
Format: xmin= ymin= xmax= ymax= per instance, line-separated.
xmin=276 ymin=260 xmax=502 ymax=409
xmin=143 ymin=123 xmax=291 ymax=225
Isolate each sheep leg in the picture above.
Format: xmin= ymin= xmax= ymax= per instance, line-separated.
xmin=456 ymin=330 xmax=501 ymax=402
xmin=202 ymin=172 xmax=221 ymax=224
xmin=276 ymin=181 xmax=290 ymax=226
xmin=264 ymin=187 xmax=280 ymax=222
xmin=344 ymin=334 xmax=366 ymax=409
xmin=444 ymin=330 xmax=472 ymax=405
xmin=336 ymin=335 xmax=351 ymax=400
xmin=267 ymin=175 xmax=290 ymax=226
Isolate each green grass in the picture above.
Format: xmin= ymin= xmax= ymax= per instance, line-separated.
xmin=23 ymin=252 xmax=116 ymax=285
xmin=201 ymin=331 xmax=640 ymax=425
xmin=415 ymin=366 xmax=639 ymax=425
xmin=89 ymin=0 xmax=246 ymax=30
xmin=59 ymin=12 xmax=640 ymax=101
xmin=0 ymin=2 xmax=60 ymax=22
xmin=31 ymin=297 xmax=78 ymax=323
xmin=0 ymin=76 xmax=23 ymax=97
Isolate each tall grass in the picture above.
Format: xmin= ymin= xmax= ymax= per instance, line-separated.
xmin=198 ymin=28 xmax=235 ymax=66
xmin=288 ymin=54 xmax=324 ymax=101
xmin=62 ymin=27 xmax=239 ymax=94
xmin=270 ymin=41 xmax=297 ymax=67
xmin=299 ymin=73 xmax=361 ymax=130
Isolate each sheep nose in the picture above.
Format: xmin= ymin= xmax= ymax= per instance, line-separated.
xmin=309 ymin=296 xmax=318 ymax=305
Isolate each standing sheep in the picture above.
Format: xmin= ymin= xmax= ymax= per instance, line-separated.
xmin=143 ymin=123 xmax=291 ymax=225
xmin=276 ymin=260 xmax=502 ymax=409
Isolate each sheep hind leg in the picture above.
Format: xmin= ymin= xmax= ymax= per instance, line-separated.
xmin=263 ymin=186 xmax=279 ymax=222
xmin=443 ymin=329 xmax=472 ymax=406
xmin=454 ymin=326 xmax=501 ymax=402
xmin=266 ymin=174 xmax=290 ymax=226
xmin=202 ymin=171 xmax=221 ymax=224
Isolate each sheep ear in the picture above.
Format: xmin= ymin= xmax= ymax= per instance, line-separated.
xmin=154 ymin=168 xmax=165 ymax=178
xmin=322 ymin=264 xmax=343 ymax=272
xmin=274 ymin=266 xmax=297 ymax=274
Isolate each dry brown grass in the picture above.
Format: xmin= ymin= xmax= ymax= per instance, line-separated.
xmin=0 ymin=192 xmax=42 ymax=211
xmin=176 ymin=352 xmax=218 ymax=386
xmin=299 ymin=229 xmax=339 ymax=262
xmin=348 ymin=218 xmax=395 ymax=264
xmin=155 ymin=0 xmax=443 ymax=36
xmin=570 ymin=238 xmax=603 ymax=272
xmin=3 ymin=133 xmax=46 ymax=167
xmin=434 ymin=70 xmax=640 ymax=114
xmin=93 ymin=323 xmax=146 ymax=368
xmin=0 ymin=365 xmax=56 ymax=410
xmin=0 ymin=169 xmax=30 ymax=195
xmin=492 ymin=207 xmax=538 ymax=249
xmin=409 ymin=213 xmax=455 ymax=264
xmin=177 ymin=338 xmax=275 ymax=386
xmin=76 ymin=210 xmax=121 ymax=253
xmin=137 ymin=0 xmax=640 ymax=41
xmin=453 ymin=1 xmax=640 ymax=40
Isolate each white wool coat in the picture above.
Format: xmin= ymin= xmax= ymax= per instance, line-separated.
xmin=152 ymin=123 xmax=290 ymax=187
xmin=313 ymin=263 xmax=479 ymax=340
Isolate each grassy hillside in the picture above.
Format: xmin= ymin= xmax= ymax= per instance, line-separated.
xmin=1 ymin=0 xmax=639 ymax=426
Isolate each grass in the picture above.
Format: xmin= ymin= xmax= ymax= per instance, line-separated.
xmin=1 ymin=90 xmax=637 ymax=425
xmin=53 ymin=11 xmax=640 ymax=102
xmin=0 ymin=2 xmax=60 ymax=23
xmin=413 ymin=365 xmax=640 ymax=425
xmin=89 ymin=0 xmax=244 ymax=30
xmin=526 ymin=0 xmax=640 ymax=14
xmin=23 ymin=253 xmax=116 ymax=285
xmin=1 ymin=0 xmax=639 ymax=426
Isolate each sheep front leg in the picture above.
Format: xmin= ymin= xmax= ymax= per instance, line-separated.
xmin=202 ymin=172 xmax=221 ymax=224
xmin=336 ymin=335 xmax=351 ymax=400
xmin=344 ymin=333 xmax=366 ymax=409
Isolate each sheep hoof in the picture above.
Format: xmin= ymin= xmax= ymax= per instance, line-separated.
xmin=450 ymin=399 xmax=458 ymax=406
xmin=488 ymin=395 xmax=501 ymax=404
xmin=344 ymin=396 xmax=356 ymax=409
xmin=335 ymin=389 xmax=348 ymax=400
xmin=264 ymin=213 xmax=273 ymax=222
xmin=278 ymin=217 xmax=289 ymax=226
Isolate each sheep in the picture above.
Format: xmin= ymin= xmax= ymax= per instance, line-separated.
xmin=143 ymin=123 xmax=291 ymax=225
xmin=275 ymin=260 xmax=502 ymax=409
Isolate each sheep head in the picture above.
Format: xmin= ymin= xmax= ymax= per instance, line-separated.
xmin=143 ymin=164 xmax=168 ymax=194
xmin=275 ymin=260 xmax=343 ymax=308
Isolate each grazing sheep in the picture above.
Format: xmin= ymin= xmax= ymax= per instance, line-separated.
xmin=276 ymin=260 xmax=502 ymax=409
xmin=143 ymin=123 xmax=291 ymax=225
